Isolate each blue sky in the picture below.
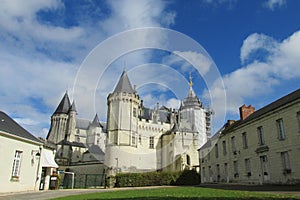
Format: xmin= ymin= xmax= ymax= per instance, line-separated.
xmin=0 ymin=0 xmax=299 ymax=138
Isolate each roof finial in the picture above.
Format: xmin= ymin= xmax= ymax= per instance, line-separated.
xmin=123 ymin=60 xmax=126 ymax=72
xmin=189 ymin=72 xmax=193 ymax=88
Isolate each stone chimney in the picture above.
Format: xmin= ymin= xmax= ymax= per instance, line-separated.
xmin=239 ymin=104 xmax=255 ymax=120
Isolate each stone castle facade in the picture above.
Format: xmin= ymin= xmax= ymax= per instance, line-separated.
xmin=105 ymin=71 xmax=211 ymax=172
xmin=46 ymin=70 xmax=211 ymax=173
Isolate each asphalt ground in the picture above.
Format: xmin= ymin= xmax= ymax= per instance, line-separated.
xmin=0 ymin=184 xmax=299 ymax=200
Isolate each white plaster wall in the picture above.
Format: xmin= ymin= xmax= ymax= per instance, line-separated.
xmin=0 ymin=134 xmax=42 ymax=193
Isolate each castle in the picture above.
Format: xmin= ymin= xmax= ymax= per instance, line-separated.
xmin=46 ymin=70 xmax=211 ymax=173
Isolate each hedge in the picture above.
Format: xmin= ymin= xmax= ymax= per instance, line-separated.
xmin=113 ymin=169 xmax=200 ymax=187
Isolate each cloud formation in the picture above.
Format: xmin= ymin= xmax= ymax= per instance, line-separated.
xmin=0 ymin=0 xmax=176 ymax=138
xmin=264 ymin=0 xmax=287 ymax=10
xmin=206 ymin=30 xmax=300 ymax=117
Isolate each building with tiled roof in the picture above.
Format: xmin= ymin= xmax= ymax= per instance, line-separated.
xmin=199 ymin=88 xmax=300 ymax=184
xmin=0 ymin=111 xmax=58 ymax=192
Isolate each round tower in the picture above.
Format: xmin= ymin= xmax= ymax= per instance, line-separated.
xmin=178 ymin=74 xmax=208 ymax=148
xmin=105 ymin=70 xmax=140 ymax=170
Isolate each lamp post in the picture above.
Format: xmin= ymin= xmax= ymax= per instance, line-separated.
xmin=32 ymin=146 xmax=42 ymax=190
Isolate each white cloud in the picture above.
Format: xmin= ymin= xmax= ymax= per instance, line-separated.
xmin=163 ymin=51 xmax=212 ymax=75
xmin=175 ymin=51 xmax=212 ymax=75
xmin=0 ymin=0 xmax=176 ymax=137
xmin=0 ymin=0 xmax=84 ymax=42
xmin=101 ymin=0 xmax=175 ymax=35
xmin=264 ymin=0 xmax=287 ymax=10
xmin=205 ymin=30 xmax=300 ymax=118
xmin=240 ymin=33 xmax=279 ymax=64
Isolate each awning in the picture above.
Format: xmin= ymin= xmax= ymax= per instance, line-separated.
xmin=41 ymin=150 xmax=58 ymax=168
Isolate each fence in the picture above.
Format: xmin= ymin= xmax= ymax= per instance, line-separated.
xmin=62 ymin=173 xmax=106 ymax=189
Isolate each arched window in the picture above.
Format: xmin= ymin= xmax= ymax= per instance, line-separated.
xmin=186 ymin=155 xmax=191 ymax=166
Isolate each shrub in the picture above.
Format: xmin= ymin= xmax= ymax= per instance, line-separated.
xmin=112 ymin=170 xmax=200 ymax=187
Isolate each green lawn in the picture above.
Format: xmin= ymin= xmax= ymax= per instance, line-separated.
xmin=52 ymin=186 xmax=299 ymax=200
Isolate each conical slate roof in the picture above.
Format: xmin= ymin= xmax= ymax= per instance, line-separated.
xmin=69 ymin=101 xmax=77 ymax=112
xmin=181 ymin=75 xmax=202 ymax=109
xmin=182 ymin=87 xmax=202 ymax=109
xmin=113 ymin=70 xmax=135 ymax=94
xmin=90 ymin=114 xmax=103 ymax=128
xmin=54 ymin=92 xmax=71 ymax=114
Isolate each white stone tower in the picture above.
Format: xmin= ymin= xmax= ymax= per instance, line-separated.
xmin=105 ymin=70 xmax=140 ymax=170
xmin=178 ymin=74 xmax=208 ymax=148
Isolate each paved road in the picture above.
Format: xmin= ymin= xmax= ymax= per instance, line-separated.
xmin=0 ymin=185 xmax=299 ymax=200
xmin=0 ymin=186 xmax=171 ymax=200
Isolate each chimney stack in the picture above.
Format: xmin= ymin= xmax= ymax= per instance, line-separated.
xmin=239 ymin=104 xmax=255 ymax=120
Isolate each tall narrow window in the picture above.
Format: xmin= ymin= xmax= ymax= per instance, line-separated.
xmin=209 ymin=166 xmax=213 ymax=178
xmin=133 ymin=108 xmax=137 ymax=117
xmin=215 ymin=144 xmax=219 ymax=158
xmin=186 ymin=155 xmax=191 ymax=166
xmin=216 ymin=164 xmax=220 ymax=180
xmin=257 ymin=126 xmax=265 ymax=145
xmin=12 ymin=151 xmax=22 ymax=178
xmin=281 ymin=151 xmax=291 ymax=173
xmin=139 ymin=134 xmax=142 ymax=144
xmin=242 ymin=132 xmax=248 ymax=149
xmin=222 ymin=140 xmax=227 ymax=156
xmin=231 ymin=136 xmax=236 ymax=153
xmin=276 ymin=119 xmax=286 ymax=140
xmin=149 ymin=136 xmax=154 ymax=149
xmin=233 ymin=160 xmax=239 ymax=177
xmin=132 ymin=135 xmax=136 ymax=145
xmin=245 ymin=158 xmax=251 ymax=176
xmin=113 ymin=132 xmax=118 ymax=144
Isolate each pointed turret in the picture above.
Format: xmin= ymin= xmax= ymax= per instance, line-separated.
xmin=69 ymin=101 xmax=77 ymax=113
xmin=182 ymin=74 xmax=202 ymax=109
xmin=113 ymin=70 xmax=135 ymax=94
xmin=54 ymin=92 xmax=71 ymax=114
xmin=90 ymin=114 xmax=102 ymax=128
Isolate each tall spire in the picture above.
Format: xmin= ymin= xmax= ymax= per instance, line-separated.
xmin=113 ymin=70 xmax=135 ymax=94
xmin=188 ymin=72 xmax=196 ymax=98
xmin=182 ymin=72 xmax=202 ymax=109
xmin=54 ymin=92 xmax=71 ymax=114
xmin=189 ymin=72 xmax=193 ymax=88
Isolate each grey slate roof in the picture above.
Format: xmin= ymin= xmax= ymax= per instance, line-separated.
xmin=69 ymin=101 xmax=77 ymax=112
xmin=223 ymin=88 xmax=300 ymax=134
xmin=85 ymin=145 xmax=105 ymax=155
xmin=58 ymin=140 xmax=86 ymax=148
xmin=90 ymin=114 xmax=103 ymax=128
xmin=76 ymin=118 xmax=91 ymax=130
xmin=159 ymin=110 xmax=170 ymax=123
xmin=181 ymin=87 xmax=202 ymax=109
xmin=113 ymin=70 xmax=135 ymax=94
xmin=0 ymin=111 xmax=41 ymax=143
xmin=54 ymin=92 xmax=71 ymax=114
